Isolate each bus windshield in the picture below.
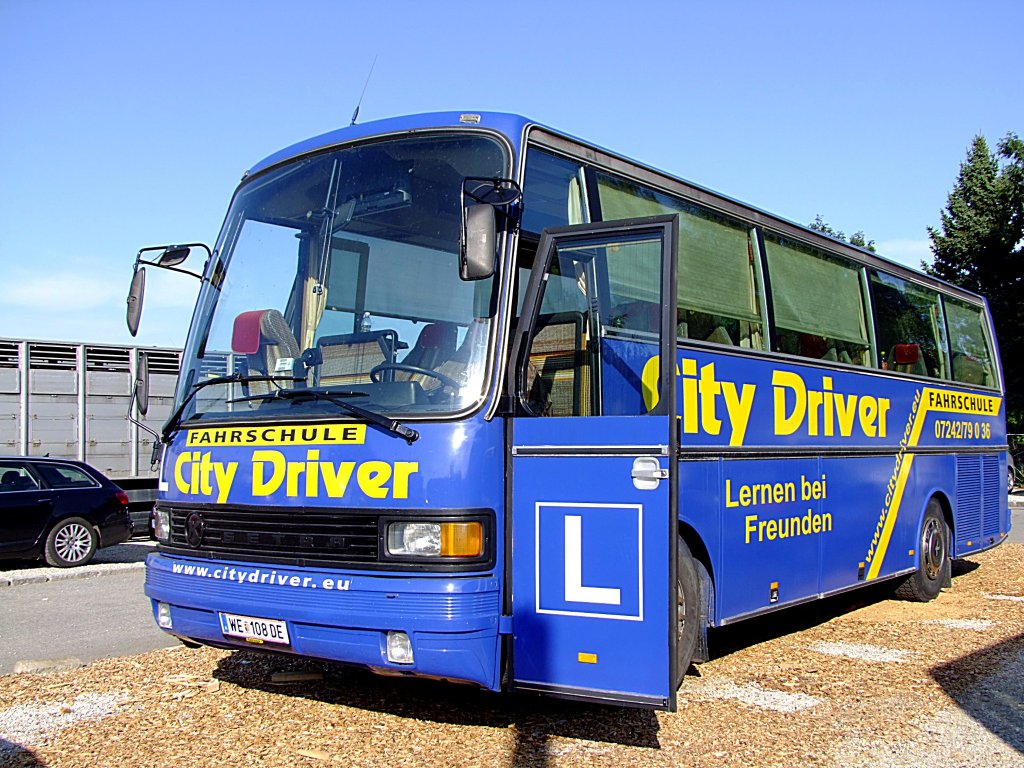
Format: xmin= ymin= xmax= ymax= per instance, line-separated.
xmin=179 ymin=133 xmax=508 ymax=424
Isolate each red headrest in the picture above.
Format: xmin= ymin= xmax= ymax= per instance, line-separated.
xmin=800 ymin=334 xmax=829 ymax=359
xmin=894 ymin=343 xmax=920 ymax=365
xmin=232 ymin=310 xmax=264 ymax=354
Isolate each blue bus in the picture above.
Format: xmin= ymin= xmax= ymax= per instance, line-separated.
xmin=127 ymin=112 xmax=1008 ymax=710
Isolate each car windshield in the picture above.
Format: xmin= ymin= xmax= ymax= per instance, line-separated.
xmin=177 ymin=133 xmax=508 ymax=424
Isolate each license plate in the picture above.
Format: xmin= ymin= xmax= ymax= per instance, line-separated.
xmin=218 ymin=612 xmax=290 ymax=645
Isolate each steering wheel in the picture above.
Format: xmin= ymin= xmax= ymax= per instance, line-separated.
xmin=369 ymin=363 xmax=460 ymax=391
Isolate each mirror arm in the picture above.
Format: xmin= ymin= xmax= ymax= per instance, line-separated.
xmin=126 ymin=387 xmax=163 ymax=468
xmin=136 ymin=260 xmax=205 ymax=281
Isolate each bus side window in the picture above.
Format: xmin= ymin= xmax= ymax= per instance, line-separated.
xmin=764 ymin=233 xmax=872 ymax=367
xmin=595 ymin=173 xmax=766 ymax=350
xmin=943 ymin=296 xmax=995 ymax=386
xmin=869 ymin=272 xmax=949 ymax=379
xmin=520 ymin=149 xmax=587 ymax=236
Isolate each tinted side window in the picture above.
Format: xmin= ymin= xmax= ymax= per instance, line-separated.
xmin=0 ymin=464 xmax=39 ymax=492
xmin=596 ymin=174 xmax=765 ymax=349
xmin=944 ymin=297 xmax=997 ymax=387
xmin=870 ymin=272 xmax=948 ymax=379
xmin=520 ymin=149 xmax=587 ymax=235
xmin=765 ymin=234 xmax=871 ymax=366
xmin=35 ymin=463 xmax=98 ymax=488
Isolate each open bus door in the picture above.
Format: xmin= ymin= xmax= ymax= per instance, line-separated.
xmin=507 ymin=215 xmax=679 ymax=709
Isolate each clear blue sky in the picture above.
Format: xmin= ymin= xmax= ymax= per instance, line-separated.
xmin=2 ymin=0 xmax=1021 ymax=348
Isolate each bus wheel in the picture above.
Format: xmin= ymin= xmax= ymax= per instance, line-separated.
xmin=676 ymin=538 xmax=701 ymax=685
xmin=894 ymin=499 xmax=950 ymax=602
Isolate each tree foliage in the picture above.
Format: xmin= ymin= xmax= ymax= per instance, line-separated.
xmin=808 ymin=214 xmax=877 ymax=252
xmin=926 ymin=134 xmax=1024 ymax=430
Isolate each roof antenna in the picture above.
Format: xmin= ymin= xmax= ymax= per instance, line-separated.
xmin=350 ymin=54 xmax=378 ymax=126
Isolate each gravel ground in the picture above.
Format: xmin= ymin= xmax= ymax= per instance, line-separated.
xmin=1 ymin=544 xmax=1021 ymax=768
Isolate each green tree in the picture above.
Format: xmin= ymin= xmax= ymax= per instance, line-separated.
xmin=808 ymin=214 xmax=877 ymax=252
xmin=926 ymin=133 xmax=1024 ymax=430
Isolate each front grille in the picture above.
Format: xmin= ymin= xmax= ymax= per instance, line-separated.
xmin=167 ymin=505 xmax=380 ymax=565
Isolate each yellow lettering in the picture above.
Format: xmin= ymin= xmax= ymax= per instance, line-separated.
xmin=807 ymin=389 xmax=823 ymax=436
xmin=357 ymin=461 xmax=392 ymax=499
xmin=681 ymin=358 xmax=698 ymax=434
xmin=699 ymin=363 xmax=722 ymax=435
xmin=772 ymin=370 xmax=806 ymax=435
xmin=722 ymin=382 xmax=756 ymax=446
xmin=392 ymin=462 xmax=418 ymax=499
xmin=859 ymin=397 xmax=879 ymax=438
xmin=305 ymin=450 xmax=320 ymax=497
xmin=174 ymin=451 xmax=192 ymax=494
xmin=252 ymin=450 xmax=286 ymax=495
xmin=198 ymin=452 xmax=214 ymax=496
xmin=834 ymin=392 xmax=858 ymax=436
xmin=212 ymin=462 xmax=237 ymax=504
xmin=876 ymin=398 xmax=890 ymax=438
xmin=320 ymin=462 xmax=356 ymax=497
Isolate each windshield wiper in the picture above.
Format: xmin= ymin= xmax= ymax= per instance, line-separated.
xmin=228 ymin=387 xmax=420 ymax=445
xmin=161 ymin=373 xmax=305 ymax=443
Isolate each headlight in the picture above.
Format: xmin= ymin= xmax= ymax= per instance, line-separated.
xmin=386 ymin=521 xmax=483 ymax=558
xmin=153 ymin=508 xmax=170 ymax=542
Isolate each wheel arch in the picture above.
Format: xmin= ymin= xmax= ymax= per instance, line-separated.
xmin=920 ymin=487 xmax=955 ymax=548
xmin=677 ymin=521 xmax=714 ymax=663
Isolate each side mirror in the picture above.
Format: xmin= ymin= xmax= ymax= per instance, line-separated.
xmin=460 ymin=204 xmax=496 ymax=281
xmin=134 ymin=351 xmax=150 ymax=417
xmin=126 ymin=267 xmax=146 ymax=337
xmin=158 ymin=245 xmax=192 ymax=267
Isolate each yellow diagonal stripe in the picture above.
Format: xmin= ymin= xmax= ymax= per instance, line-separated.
xmin=864 ymin=387 xmax=1001 ymax=581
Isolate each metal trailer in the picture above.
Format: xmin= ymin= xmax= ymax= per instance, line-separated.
xmin=0 ymin=337 xmax=181 ymax=532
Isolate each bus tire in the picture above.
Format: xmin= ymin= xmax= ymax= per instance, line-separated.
xmin=894 ymin=499 xmax=949 ymax=602
xmin=676 ymin=538 xmax=701 ymax=685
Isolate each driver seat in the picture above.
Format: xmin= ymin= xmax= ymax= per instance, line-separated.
xmin=397 ymin=322 xmax=457 ymax=387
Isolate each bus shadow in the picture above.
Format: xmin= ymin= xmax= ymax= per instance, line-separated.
xmin=930 ymin=633 xmax=1024 ymax=754
xmin=706 ymin=580 xmax=898 ymax=659
xmin=213 ymin=652 xmax=661 ymax=764
xmin=706 ymin=560 xmax=979 ymax=659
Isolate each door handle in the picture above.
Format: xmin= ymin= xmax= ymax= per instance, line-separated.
xmin=631 ymin=457 xmax=668 ymax=490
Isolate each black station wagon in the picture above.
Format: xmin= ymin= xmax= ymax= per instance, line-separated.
xmin=0 ymin=457 xmax=133 ymax=567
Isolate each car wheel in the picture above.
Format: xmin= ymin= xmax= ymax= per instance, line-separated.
xmin=45 ymin=517 xmax=98 ymax=567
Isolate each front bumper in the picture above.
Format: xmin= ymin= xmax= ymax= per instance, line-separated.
xmin=144 ymin=553 xmax=502 ymax=690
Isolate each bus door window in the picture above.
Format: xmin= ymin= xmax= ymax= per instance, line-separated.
xmin=764 ymin=233 xmax=872 ymax=366
xmin=594 ymin=173 xmax=766 ymax=350
xmin=521 ymin=233 xmax=669 ymax=417
xmin=522 ymin=245 xmax=595 ymax=416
